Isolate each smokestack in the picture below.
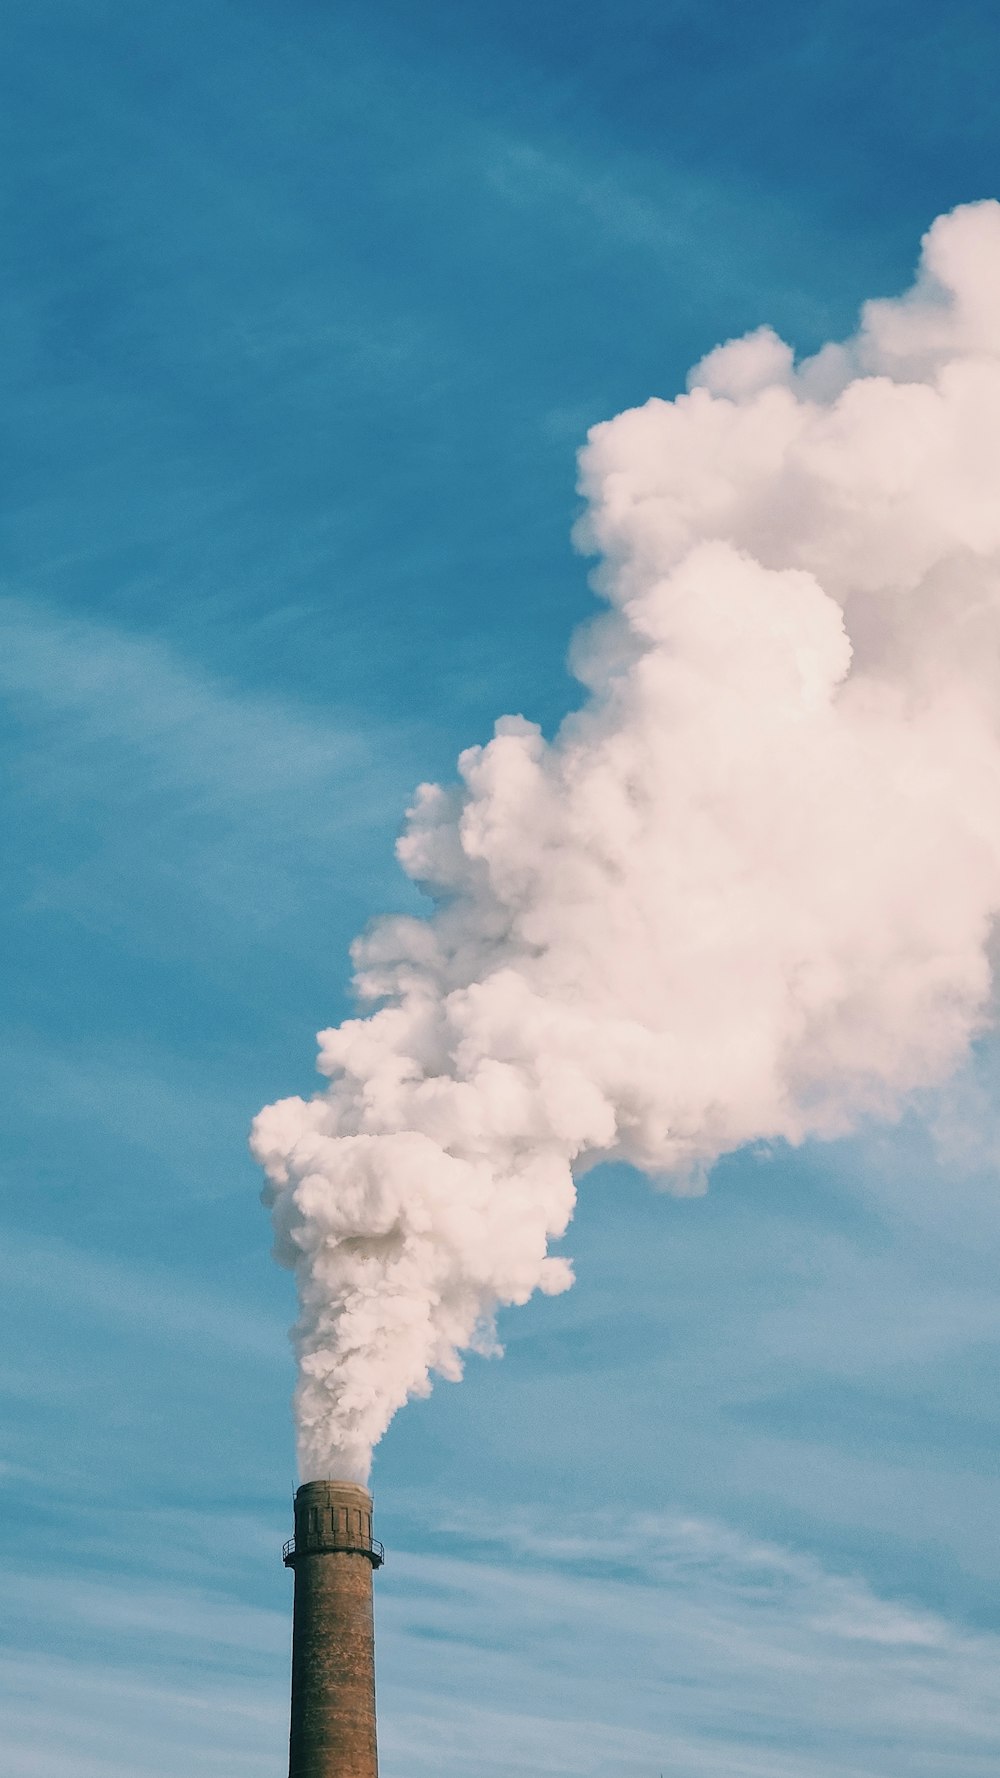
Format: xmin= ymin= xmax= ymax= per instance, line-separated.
xmin=283 ymin=1480 xmax=383 ymax=1778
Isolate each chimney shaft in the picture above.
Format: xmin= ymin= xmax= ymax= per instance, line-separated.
xmin=283 ymin=1480 xmax=382 ymax=1778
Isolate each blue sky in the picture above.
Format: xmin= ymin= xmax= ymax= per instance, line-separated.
xmin=3 ymin=2 xmax=1000 ymax=1773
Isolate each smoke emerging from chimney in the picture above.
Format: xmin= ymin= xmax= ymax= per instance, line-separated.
xmin=253 ymin=202 xmax=1000 ymax=1484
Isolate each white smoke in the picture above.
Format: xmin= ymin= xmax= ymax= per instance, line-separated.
xmin=253 ymin=202 xmax=1000 ymax=1484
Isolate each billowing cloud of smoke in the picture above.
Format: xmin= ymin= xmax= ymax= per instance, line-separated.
xmin=253 ymin=203 xmax=1000 ymax=1483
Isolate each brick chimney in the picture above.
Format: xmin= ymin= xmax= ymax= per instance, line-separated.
xmin=283 ymin=1480 xmax=383 ymax=1778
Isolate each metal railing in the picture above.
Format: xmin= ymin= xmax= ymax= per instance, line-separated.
xmin=283 ymin=1535 xmax=384 ymax=1568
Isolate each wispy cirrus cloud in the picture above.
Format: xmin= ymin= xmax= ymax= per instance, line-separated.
xmin=0 ymin=1231 xmax=285 ymax=1362
xmin=7 ymin=1498 xmax=998 ymax=1778
xmin=0 ymin=595 xmax=412 ymax=946
xmin=0 ymin=1229 xmax=291 ymax=1494
xmin=375 ymin=1504 xmax=1000 ymax=1778
xmin=0 ymin=1649 xmax=283 ymax=1778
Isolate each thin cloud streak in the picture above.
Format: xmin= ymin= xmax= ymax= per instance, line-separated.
xmin=0 ymin=1649 xmax=283 ymax=1778
xmin=0 ymin=1232 xmax=285 ymax=1362
xmin=0 ymin=594 xmax=394 ymax=817
xmin=375 ymin=1505 xmax=1000 ymax=1777
xmin=7 ymin=1500 xmax=998 ymax=1777
xmin=0 ymin=594 xmax=415 ymax=945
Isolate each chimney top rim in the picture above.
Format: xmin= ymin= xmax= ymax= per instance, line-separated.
xmin=294 ymin=1478 xmax=373 ymax=1505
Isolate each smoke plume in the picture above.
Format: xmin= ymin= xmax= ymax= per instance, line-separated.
xmin=253 ymin=202 xmax=1000 ymax=1483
